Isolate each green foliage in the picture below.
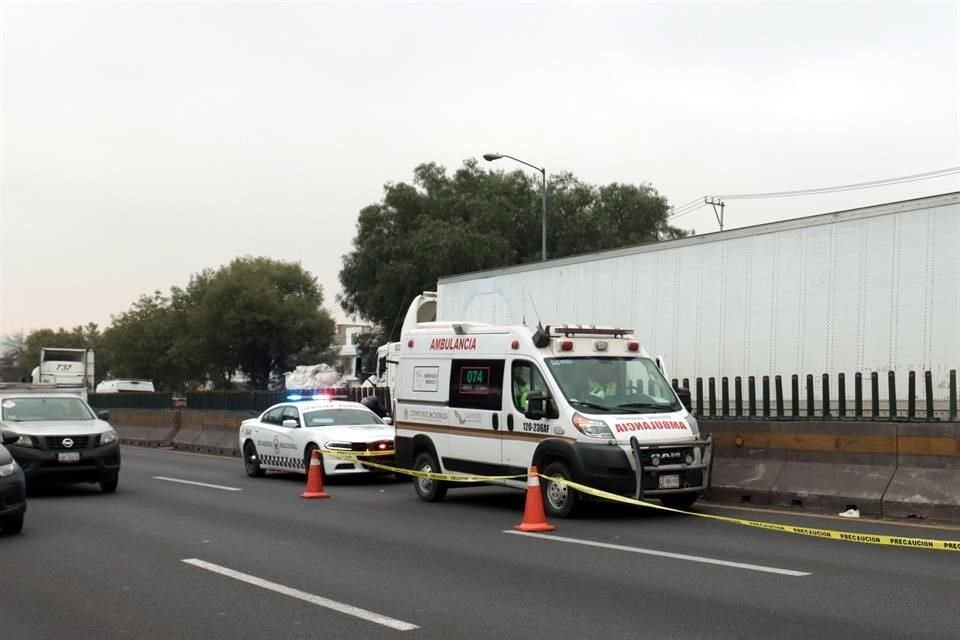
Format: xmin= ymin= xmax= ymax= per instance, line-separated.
xmin=338 ymin=159 xmax=689 ymax=338
xmin=185 ymin=257 xmax=335 ymax=390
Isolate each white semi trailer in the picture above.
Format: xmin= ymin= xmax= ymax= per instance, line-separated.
xmin=436 ymin=192 xmax=960 ymax=403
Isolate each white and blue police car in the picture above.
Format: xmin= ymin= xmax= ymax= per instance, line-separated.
xmin=239 ymin=394 xmax=396 ymax=479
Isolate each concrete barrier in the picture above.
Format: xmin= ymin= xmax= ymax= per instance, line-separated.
xmin=172 ymin=410 xmax=245 ymax=457
xmin=883 ymin=423 xmax=960 ymax=521
xmin=767 ymin=421 xmax=898 ymax=517
xmin=705 ymin=421 xmax=785 ymax=505
xmin=111 ymin=409 xmax=177 ymax=447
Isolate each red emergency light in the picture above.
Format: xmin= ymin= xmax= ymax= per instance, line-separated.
xmin=628 ymin=341 xmax=640 ymax=352
xmin=560 ymin=340 xmax=574 ymax=351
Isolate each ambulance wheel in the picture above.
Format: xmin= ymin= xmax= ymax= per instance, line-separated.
xmin=413 ymin=451 xmax=447 ymax=502
xmin=541 ymin=461 xmax=580 ymax=518
xmin=244 ymin=441 xmax=264 ymax=477
xmin=660 ymin=492 xmax=698 ymax=510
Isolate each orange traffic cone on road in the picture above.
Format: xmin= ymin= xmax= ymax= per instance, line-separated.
xmin=514 ymin=466 xmax=555 ymax=532
xmin=301 ymin=449 xmax=330 ymax=499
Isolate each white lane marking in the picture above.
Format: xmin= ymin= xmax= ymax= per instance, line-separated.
xmin=182 ymin=559 xmax=419 ymax=631
xmin=153 ymin=476 xmax=243 ymax=492
xmin=505 ymin=530 xmax=811 ymax=577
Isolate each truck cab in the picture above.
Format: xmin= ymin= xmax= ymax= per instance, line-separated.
xmin=30 ymin=348 xmax=95 ymax=390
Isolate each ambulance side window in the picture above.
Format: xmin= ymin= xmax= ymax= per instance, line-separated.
xmin=449 ymin=359 xmax=504 ymax=411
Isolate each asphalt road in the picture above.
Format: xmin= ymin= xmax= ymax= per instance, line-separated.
xmin=3 ymin=446 xmax=959 ymax=640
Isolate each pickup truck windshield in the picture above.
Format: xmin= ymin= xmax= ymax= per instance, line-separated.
xmin=0 ymin=397 xmax=95 ymax=422
xmin=545 ymin=356 xmax=681 ymax=413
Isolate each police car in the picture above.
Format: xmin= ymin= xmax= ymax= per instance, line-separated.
xmin=239 ymin=395 xmax=395 ymax=479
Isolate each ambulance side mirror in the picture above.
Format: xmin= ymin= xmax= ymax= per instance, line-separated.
xmin=525 ymin=391 xmax=558 ymax=421
xmin=673 ymin=385 xmax=692 ymax=412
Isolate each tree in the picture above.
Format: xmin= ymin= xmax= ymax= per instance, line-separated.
xmin=188 ymin=257 xmax=335 ymax=390
xmin=338 ymin=159 xmax=689 ymax=338
xmin=100 ymin=292 xmax=202 ymax=392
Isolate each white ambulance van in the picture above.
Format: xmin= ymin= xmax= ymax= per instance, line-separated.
xmin=394 ymin=322 xmax=712 ymax=517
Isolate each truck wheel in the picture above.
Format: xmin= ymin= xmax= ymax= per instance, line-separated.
xmin=413 ymin=451 xmax=447 ymax=502
xmin=100 ymin=474 xmax=119 ymax=494
xmin=244 ymin=441 xmax=265 ymax=477
xmin=1 ymin=514 xmax=24 ymax=534
xmin=660 ymin=492 xmax=698 ymax=510
xmin=541 ymin=461 xmax=580 ymax=518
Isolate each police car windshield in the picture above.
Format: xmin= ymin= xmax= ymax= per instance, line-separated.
xmin=545 ymin=356 xmax=680 ymax=413
xmin=0 ymin=397 xmax=95 ymax=422
xmin=302 ymin=409 xmax=384 ymax=427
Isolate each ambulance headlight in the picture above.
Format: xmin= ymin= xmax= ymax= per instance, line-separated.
xmin=686 ymin=416 xmax=700 ymax=437
xmin=571 ymin=413 xmax=613 ymax=439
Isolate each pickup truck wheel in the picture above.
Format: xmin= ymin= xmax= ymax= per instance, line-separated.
xmin=100 ymin=474 xmax=119 ymax=494
xmin=541 ymin=461 xmax=580 ymax=518
xmin=413 ymin=451 xmax=447 ymax=502
xmin=244 ymin=441 xmax=265 ymax=477
xmin=0 ymin=514 xmax=24 ymax=534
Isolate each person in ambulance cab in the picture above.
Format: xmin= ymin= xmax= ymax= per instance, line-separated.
xmin=587 ymin=362 xmax=618 ymax=399
xmin=512 ymin=367 xmax=532 ymax=411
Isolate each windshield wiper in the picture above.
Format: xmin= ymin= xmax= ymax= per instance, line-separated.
xmin=615 ymin=401 xmax=676 ymax=412
xmin=569 ymin=399 xmax=612 ymax=413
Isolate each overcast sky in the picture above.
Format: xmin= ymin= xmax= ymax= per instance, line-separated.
xmin=1 ymin=1 xmax=958 ymax=336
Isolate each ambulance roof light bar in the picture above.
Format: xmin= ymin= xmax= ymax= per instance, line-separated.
xmin=547 ymin=325 xmax=633 ymax=338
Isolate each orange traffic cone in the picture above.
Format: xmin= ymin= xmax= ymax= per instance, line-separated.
xmin=301 ymin=449 xmax=330 ymax=499
xmin=514 ymin=466 xmax=555 ymax=532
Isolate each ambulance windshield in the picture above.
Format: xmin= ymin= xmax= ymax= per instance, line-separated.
xmin=545 ymin=356 xmax=680 ymax=413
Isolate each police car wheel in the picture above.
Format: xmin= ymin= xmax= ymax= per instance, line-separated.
xmin=0 ymin=514 xmax=24 ymax=534
xmin=304 ymin=444 xmax=320 ymax=473
xmin=660 ymin=492 xmax=698 ymax=510
xmin=542 ymin=461 xmax=580 ymax=518
xmin=413 ymin=451 xmax=447 ymax=502
xmin=244 ymin=441 xmax=265 ymax=477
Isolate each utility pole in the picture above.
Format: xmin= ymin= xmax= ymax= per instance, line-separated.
xmin=705 ymin=197 xmax=726 ymax=232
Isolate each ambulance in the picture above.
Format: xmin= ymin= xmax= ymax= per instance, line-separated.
xmin=394 ymin=321 xmax=713 ymax=517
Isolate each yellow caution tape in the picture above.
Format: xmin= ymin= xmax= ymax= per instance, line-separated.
xmin=321 ymin=449 xmax=526 ymax=482
xmin=539 ymin=474 xmax=960 ymax=553
xmin=316 ymin=449 xmax=960 ymax=552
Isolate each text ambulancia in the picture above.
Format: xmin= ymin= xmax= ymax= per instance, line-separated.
xmin=394 ymin=321 xmax=713 ymax=518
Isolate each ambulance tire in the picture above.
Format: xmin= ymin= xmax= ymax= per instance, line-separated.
xmin=659 ymin=492 xmax=698 ymax=510
xmin=541 ymin=461 xmax=580 ymax=518
xmin=413 ymin=451 xmax=447 ymax=502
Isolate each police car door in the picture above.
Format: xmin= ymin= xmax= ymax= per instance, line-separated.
xmin=256 ymin=405 xmax=302 ymax=471
xmin=502 ymin=359 xmax=559 ymax=473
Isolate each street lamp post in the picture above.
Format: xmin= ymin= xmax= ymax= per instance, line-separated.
xmin=483 ymin=153 xmax=547 ymax=261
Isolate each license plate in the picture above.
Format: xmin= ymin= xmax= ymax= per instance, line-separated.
xmin=58 ymin=452 xmax=80 ymax=463
xmin=658 ymin=474 xmax=680 ymax=489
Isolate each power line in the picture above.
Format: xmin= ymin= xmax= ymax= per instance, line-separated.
xmin=669 ymin=202 xmax=707 ymax=220
xmin=712 ymin=166 xmax=960 ymax=200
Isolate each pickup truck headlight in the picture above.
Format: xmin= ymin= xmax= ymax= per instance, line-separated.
xmin=12 ymin=435 xmax=34 ymax=448
xmin=571 ymin=413 xmax=614 ymax=439
xmin=100 ymin=430 xmax=118 ymax=445
xmin=0 ymin=461 xmax=17 ymax=478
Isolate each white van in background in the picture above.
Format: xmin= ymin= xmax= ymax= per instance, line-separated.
xmin=95 ymin=379 xmax=156 ymax=394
